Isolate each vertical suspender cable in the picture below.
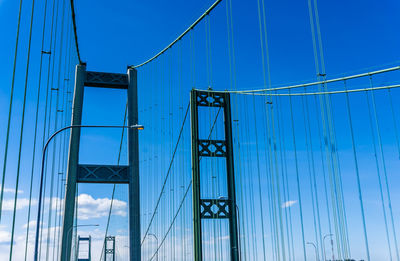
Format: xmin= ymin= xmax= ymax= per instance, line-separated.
xmin=0 ymin=0 xmax=24 ymax=221
xmin=46 ymin=1 xmax=65 ymax=259
xmin=38 ymin=0 xmax=57 ymax=256
xmin=369 ymin=78 xmax=400 ymax=261
xmin=301 ymin=93 xmax=321 ymax=260
xmin=312 ymin=91 xmax=334 ymax=260
xmin=243 ymin=95 xmax=258 ymax=258
xmin=23 ymin=0 xmax=49 ymax=259
xmin=53 ymin=13 xmax=72 ymax=260
xmin=343 ymin=81 xmax=371 ymax=261
xmin=225 ymin=0 xmax=247 ymax=258
xmin=288 ymin=89 xmax=307 ymax=260
xmin=364 ymin=81 xmax=394 ymax=259
xmin=387 ymin=89 xmax=400 ymax=159
xmin=307 ymin=0 xmax=349 ymax=257
xmin=57 ymin=35 xmax=74 ymax=261
xmin=8 ymin=0 xmax=37 ymax=259
xmin=257 ymin=0 xmax=288 ymax=258
xmin=251 ymin=93 xmax=267 ymax=261
xmin=99 ymin=103 xmax=128 ymax=261
xmin=225 ymin=1 xmax=248 ymax=259
xmin=304 ymin=90 xmax=324 ymax=259
xmin=316 ymin=0 xmax=352 ymax=254
xmin=255 ymin=1 xmax=274 ymax=257
xmin=276 ymin=93 xmax=296 ymax=260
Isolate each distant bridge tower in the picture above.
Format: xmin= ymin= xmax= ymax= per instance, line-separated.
xmin=104 ymin=236 xmax=116 ymax=261
xmin=76 ymin=236 xmax=91 ymax=261
xmin=60 ymin=64 xmax=141 ymax=261
xmin=190 ymin=90 xmax=240 ymax=261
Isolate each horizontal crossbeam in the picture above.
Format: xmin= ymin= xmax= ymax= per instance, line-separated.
xmin=196 ymin=90 xmax=226 ymax=107
xmin=85 ymin=71 xmax=128 ymax=89
xmin=200 ymin=199 xmax=231 ymax=219
xmin=77 ymin=164 xmax=129 ymax=184
xmin=198 ymin=139 xmax=226 ymax=157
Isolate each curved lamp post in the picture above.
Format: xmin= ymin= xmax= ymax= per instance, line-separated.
xmin=307 ymin=241 xmax=319 ymax=261
xmin=34 ymin=124 xmax=143 ymax=261
xmin=323 ymin=233 xmax=334 ymax=261
xmin=147 ymin=233 xmax=159 ymax=261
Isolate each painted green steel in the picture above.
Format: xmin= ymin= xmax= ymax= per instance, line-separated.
xmin=127 ymin=68 xmax=141 ymax=261
xmin=190 ymin=90 xmax=202 ymax=261
xmin=104 ymin=236 xmax=116 ymax=261
xmin=60 ymin=65 xmax=140 ymax=261
xmin=60 ymin=64 xmax=85 ymax=261
xmin=190 ymin=90 xmax=239 ymax=261
xmin=223 ymin=93 xmax=240 ymax=260
xmin=76 ymin=236 xmax=91 ymax=261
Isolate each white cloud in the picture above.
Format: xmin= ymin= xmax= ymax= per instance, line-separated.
xmin=42 ymin=194 xmax=127 ymax=220
xmin=2 ymin=198 xmax=37 ymax=211
xmin=45 ymin=197 xmax=63 ymax=211
xmin=0 ymin=230 xmax=11 ymax=243
xmin=281 ymin=200 xmax=297 ymax=208
xmin=0 ymin=224 xmax=61 ymax=260
xmin=0 ymin=188 xmax=23 ymax=194
xmin=22 ymin=220 xmax=39 ymax=229
xmin=77 ymin=194 xmax=127 ymax=220
xmin=0 ymin=194 xmax=128 ymax=260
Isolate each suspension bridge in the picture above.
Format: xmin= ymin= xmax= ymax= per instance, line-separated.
xmin=0 ymin=0 xmax=399 ymax=260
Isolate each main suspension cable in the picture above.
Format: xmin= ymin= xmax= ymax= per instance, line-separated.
xmin=196 ymin=84 xmax=400 ymax=96
xmin=131 ymin=0 xmax=223 ymax=69
xmin=69 ymin=0 xmax=82 ymax=63
xmin=194 ymin=65 xmax=400 ymax=94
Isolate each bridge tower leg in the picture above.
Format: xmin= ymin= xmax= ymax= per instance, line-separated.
xmin=60 ymin=64 xmax=141 ymax=261
xmin=104 ymin=236 xmax=116 ymax=261
xmin=127 ymin=68 xmax=141 ymax=261
xmin=190 ymin=90 xmax=240 ymax=261
xmin=76 ymin=235 xmax=92 ymax=261
xmin=60 ymin=64 xmax=85 ymax=261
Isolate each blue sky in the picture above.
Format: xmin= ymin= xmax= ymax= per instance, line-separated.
xmin=0 ymin=0 xmax=400 ymax=260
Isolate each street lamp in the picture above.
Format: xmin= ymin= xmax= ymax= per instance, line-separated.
xmin=323 ymin=233 xmax=334 ymax=261
xmin=66 ymin=224 xmax=99 ymax=261
xmin=147 ymin=233 xmax=159 ymax=261
xmin=34 ymin=124 xmax=144 ymax=261
xmin=307 ymin=242 xmax=319 ymax=261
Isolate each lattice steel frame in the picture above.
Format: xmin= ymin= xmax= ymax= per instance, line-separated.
xmin=190 ymin=90 xmax=239 ymax=261
xmin=60 ymin=64 xmax=140 ymax=261
xmin=76 ymin=236 xmax=91 ymax=261
xmin=104 ymin=236 xmax=116 ymax=261
xmin=77 ymin=164 xmax=129 ymax=183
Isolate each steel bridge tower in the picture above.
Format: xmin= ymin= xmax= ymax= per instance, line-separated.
xmin=76 ymin=236 xmax=92 ymax=261
xmin=190 ymin=90 xmax=240 ymax=261
xmin=60 ymin=64 xmax=140 ymax=261
xmin=104 ymin=236 xmax=116 ymax=261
